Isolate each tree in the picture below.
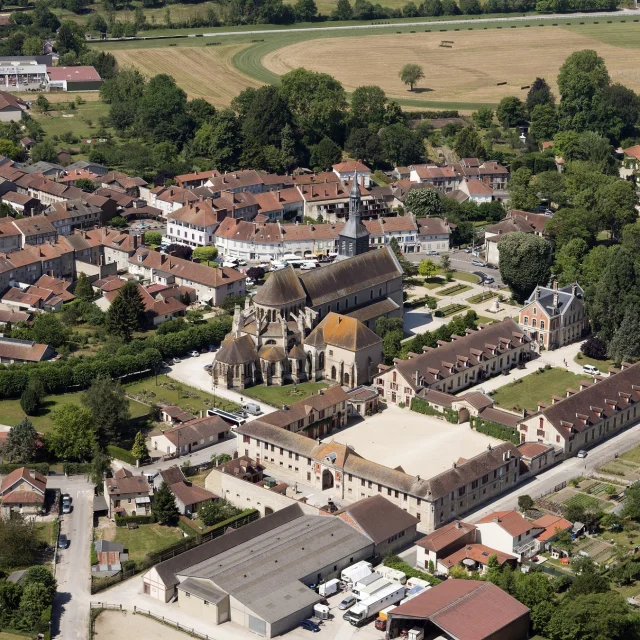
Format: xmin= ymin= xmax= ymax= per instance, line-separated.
xmin=310 ymin=137 xmax=342 ymax=171
xmin=517 ymin=495 xmax=534 ymax=512
xmin=581 ymin=337 xmax=607 ymax=361
xmin=608 ymin=305 xmax=640 ymax=364
xmin=350 ymin=85 xmax=387 ymax=130
xmin=22 ymin=567 xmax=56 ymax=602
xmin=294 ymin=0 xmax=317 ymax=20
xmin=56 ymin=20 xmax=85 ymax=55
xmin=418 ymin=259 xmax=438 ymax=278
xmin=399 ymin=64 xmax=425 ymax=91
xmin=106 ymin=281 xmax=146 ymax=340
xmin=379 ymin=124 xmax=423 ymax=166
xmin=85 ymin=446 xmax=112 ymax=488
xmin=2 ymin=418 xmax=38 ymax=463
xmin=18 ymin=582 xmax=50 ymax=631
xmin=472 ymin=107 xmax=493 ymax=129
xmin=186 ymin=309 xmax=203 ymax=324
xmin=20 ymin=386 xmax=41 ymax=416
xmin=32 ymin=313 xmax=68 ymax=348
xmin=198 ymin=500 xmax=239 ymax=526
xmin=332 ymin=0 xmax=353 ymax=18
xmin=526 ymin=77 xmax=555 ymax=113
xmin=152 ymin=481 xmax=180 ymax=525
xmin=553 ymin=238 xmax=588 ymax=285
xmin=545 ymin=207 xmax=597 ymax=248
xmin=48 ymin=405 xmax=97 ymax=461
xmin=144 ymin=231 xmax=162 ymax=246
xmin=75 ymin=178 xmax=96 ymax=192
xmin=557 ymin=49 xmax=610 ymax=132
xmin=507 ymin=167 xmax=538 ymax=211
xmin=529 ymin=104 xmax=558 ymax=142
xmin=192 ymin=246 xmax=218 ymax=264
xmin=246 ymin=266 xmax=265 ymax=281
xmin=22 ymin=36 xmax=43 ymax=57
xmin=82 ymin=378 xmax=131 ymax=445
xmin=454 ymin=126 xmax=485 ymax=160
xmin=595 ymin=179 xmax=637 ymax=239
xmin=74 ymin=272 xmax=94 ymax=301
xmin=498 ymin=233 xmax=552 ymax=303
xmin=496 ymin=96 xmax=524 ymax=127
xmin=109 ymin=216 xmax=128 ymax=229
xmin=405 ymin=188 xmax=442 ymax=217
xmin=0 ymin=515 xmax=39 ymax=571
xmin=131 ymin=431 xmax=148 ymax=463
xmin=31 ymin=141 xmax=57 ymax=163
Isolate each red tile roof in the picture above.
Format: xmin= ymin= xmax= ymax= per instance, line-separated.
xmin=47 ymin=66 xmax=101 ymax=82
xmin=517 ymin=442 xmax=551 ymax=458
xmin=532 ymin=515 xmax=572 ymax=541
xmin=0 ymin=467 xmax=47 ymax=494
xmin=333 ymin=161 xmax=371 ymax=173
xmin=389 ymin=580 xmax=529 ymax=640
xmin=440 ymin=543 xmax=517 ymax=569
xmin=416 ymin=520 xmax=476 ymax=552
xmin=477 ymin=510 xmax=535 ymax=537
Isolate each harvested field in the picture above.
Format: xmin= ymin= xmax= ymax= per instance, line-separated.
xmin=111 ymin=44 xmax=263 ymax=106
xmin=262 ymin=26 xmax=640 ymax=104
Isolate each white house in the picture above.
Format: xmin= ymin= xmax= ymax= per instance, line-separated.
xmin=332 ymin=161 xmax=372 ymax=187
xmin=166 ymin=201 xmax=226 ymax=248
xmin=475 ymin=510 xmax=543 ymax=557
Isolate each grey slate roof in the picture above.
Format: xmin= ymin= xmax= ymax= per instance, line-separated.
xmin=253 ymin=265 xmax=306 ymax=307
xmin=525 ymin=282 xmax=583 ymax=318
xmin=177 ymin=577 xmax=227 ymax=604
xmin=215 ymin=334 xmax=258 ymax=366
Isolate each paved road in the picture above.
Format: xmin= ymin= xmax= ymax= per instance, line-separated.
xmin=464 ymin=420 xmax=640 ymax=524
xmin=406 ymin=249 xmax=504 ymax=286
xmin=48 ymin=475 xmax=94 ymax=640
xmin=104 ymin=9 xmax=636 ymax=42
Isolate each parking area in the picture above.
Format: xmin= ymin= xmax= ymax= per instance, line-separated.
xmin=323 ymin=403 xmax=501 ymax=478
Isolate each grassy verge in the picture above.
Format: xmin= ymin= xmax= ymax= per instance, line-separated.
xmin=466 ymin=291 xmax=498 ymax=304
xmin=436 ymin=303 xmax=469 ymax=317
xmin=438 ymin=283 xmax=472 ymax=296
xmin=491 ymin=367 xmax=588 ymax=412
xmin=35 ymin=521 xmax=56 ymax=547
xmin=124 ymin=373 xmax=240 ymax=414
xmin=243 ymin=381 xmax=329 ymax=407
xmin=573 ymin=353 xmax=614 ymax=373
xmin=113 ymin=523 xmax=183 ymax=564
xmin=0 ymin=391 xmax=148 ymax=434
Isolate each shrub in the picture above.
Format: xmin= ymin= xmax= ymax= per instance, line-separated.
xmin=581 ymin=336 xmax=608 ymax=360
xmin=107 ymin=445 xmax=137 ymax=465
xmin=114 ymin=514 xmax=155 ymax=527
xmin=0 ymin=462 xmax=49 ymax=475
xmin=471 ymin=416 xmax=520 ymax=444
xmin=383 ymin=553 xmax=441 ymax=585
xmin=410 ymin=397 xmax=443 ymax=417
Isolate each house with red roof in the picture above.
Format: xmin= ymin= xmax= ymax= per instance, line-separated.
xmin=532 ymin=514 xmax=573 ymax=551
xmin=476 ymin=510 xmax=544 ymax=557
xmin=386 ymin=579 xmax=529 ymax=640
xmin=0 ymin=467 xmax=47 ymax=517
xmin=332 ymin=161 xmax=372 ymax=187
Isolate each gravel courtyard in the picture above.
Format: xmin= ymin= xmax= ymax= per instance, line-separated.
xmin=324 ymin=403 xmax=502 ymax=478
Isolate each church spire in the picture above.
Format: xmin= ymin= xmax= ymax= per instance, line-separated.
xmin=337 ymin=171 xmax=370 ymax=260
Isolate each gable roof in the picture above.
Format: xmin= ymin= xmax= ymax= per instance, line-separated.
xmin=0 ymin=337 xmax=51 ymax=362
xmin=532 ymin=514 xmax=573 ymax=541
xmin=333 ymin=161 xmax=371 ymax=173
xmin=105 ymin=469 xmax=151 ymax=497
xmin=215 ymin=334 xmax=259 ymax=366
xmin=439 ymin=543 xmax=517 ymax=569
xmin=0 ymin=467 xmax=47 ymax=494
xmin=253 ymin=265 xmax=306 ymax=307
xmin=416 ymin=520 xmax=476 ymax=552
xmin=304 ymin=312 xmax=382 ymax=351
xmin=477 ymin=510 xmax=536 ymax=537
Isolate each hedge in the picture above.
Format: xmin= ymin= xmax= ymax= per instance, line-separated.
xmin=0 ymin=462 xmax=49 ymax=475
xmin=471 ymin=416 xmax=520 ymax=445
xmin=115 ymin=514 xmax=155 ymax=527
xmin=0 ymin=316 xmax=232 ymax=399
xmin=383 ymin=554 xmax=441 ymax=586
xmin=410 ymin=398 xmax=459 ymax=424
xmin=63 ymin=462 xmax=92 ymax=475
xmin=107 ymin=445 xmax=137 ymax=465
xmin=179 ymin=516 xmax=198 ymax=536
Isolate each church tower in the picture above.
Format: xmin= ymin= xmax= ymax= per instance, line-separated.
xmin=337 ymin=174 xmax=370 ymax=259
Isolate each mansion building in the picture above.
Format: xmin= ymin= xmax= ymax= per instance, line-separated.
xmin=212 ymin=179 xmax=402 ymax=390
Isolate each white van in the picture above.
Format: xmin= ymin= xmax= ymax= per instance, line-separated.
xmin=583 ymin=364 xmax=600 ymax=376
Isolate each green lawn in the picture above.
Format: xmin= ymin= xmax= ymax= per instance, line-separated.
xmin=31 ymin=99 xmax=112 ymax=140
xmin=563 ymin=493 xmax=610 ymax=512
xmin=466 ymin=291 xmax=498 ymax=304
xmin=491 ymin=368 xmax=589 ymax=413
xmin=35 ymin=521 xmax=56 ymax=547
xmin=243 ymin=381 xmax=329 ymax=407
xmin=573 ymin=353 xmax=615 ymax=374
xmin=423 ymin=277 xmax=446 ymax=290
xmin=0 ymin=391 xmax=149 ymax=433
xmin=438 ymin=304 xmax=469 ymax=317
xmin=113 ymin=523 xmax=183 ymax=564
xmin=438 ymin=283 xmax=472 ymax=296
xmin=621 ymin=444 xmax=640 ymax=465
xmin=477 ymin=316 xmax=498 ymax=325
xmin=124 ymin=374 xmax=239 ymax=414
xmin=0 ymin=633 xmax=32 ymax=639
xmin=451 ymin=271 xmax=481 ymax=284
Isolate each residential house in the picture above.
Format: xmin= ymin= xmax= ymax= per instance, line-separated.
xmin=237 ymin=417 xmax=523 ymax=531
xmin=476 ymin=510 xmax=543 ymax=557
xmin=252 ymin=189 xmax=304 ymax=222
xmin=518 ymin=280 xmax=588 ymax=351
xmin=103 ymin=468 xmax=152 ymax=518
xmin=166 ymin=201 xmax=227 ymax=248
xmin=303 ymin=313 xmax=383 ymax=387
xmin=175 ymin=170 xmax=221 ymax=190
xmin=346 ymin=386 xmax=379 ymax=418
xmin=386 ymin=580 xmax=529 ymax=640
xmin=518 ymin=362 xmax=640 ymax=458
xmin=141 ymin=185 xmax=199 ymax=216
xmin=128 ymin=247 xmax=246 ymax=306
xmin=375 ymin=319 xmax=531 ymax=405
xmin=84 ymin=228 xmax=143 ymax=272
xmin=0 ymin=337 xmax=55 ymax=363
xmin=56 ymin=168 xmax=99 ymax=187
xmin=532 ymin=514 xmax=573 ymax=552
xmin=2 ymin=273 xmax=74 ymax=311
xmin=457 ymin=178 xmax=494 ymax=204
xmin=0 ymin=309 xmax=29 ymax=326
xmin=149 ymin=414 xmax=231 ymax=456
xmin=507 ymin=209 xmax=549 ymax=236
xmin=66 ymin=160 xmax=108 ymax=176
xmin=44 ymin=200 xmax=102 ymax=236
xmin=1 ymin=191 xmax=40 ymax=216
xmin=218 ymin=456 xmax=264 ymax=484
xmin=101 ymin=282 xmax=186 ymax=326
xmin=204 ymin=170 xmax=268 ymax=197
xmin=0 ymin=467 xmax=47 ymax=518
xmin=19 ymin=161 xmax=65 ymax=179
xmin=416 ymin=520 xmax=477 ymax=570
xmin=158 ymin=466 xmax=218 ymax=517
xmin=15 ymin=173 xmax=84 ymax=206
xmin=332 ymin=161 xmax=372 ymax=187
xmin=364 ymin=216 xmax=418 ymax=253
xmin=207 ymin=190 xmax=259 ymax=221
xmin=408 ymin=164 xmax=458 ymax=192
xmin=0 ymin=218 xmax=22 ymax=252
xmin=258 ymin=385 xmax=350 ymax=439
xmin=416 ymin=217 xmax=452 ymax=254
xmin=11 ymin=215 xmax=57 ymax=246
xmin=0 ymin=90 xmax=27 ymax=122
xmin=483 ymin=216 xmax=542 ymax=266
xmin=160 ymin=405 xmax=197 ymax=425
xmin=457 ymin=158 xmax=510 ymax=190
xmin=101 ymin=171 xmax=147 ymax=197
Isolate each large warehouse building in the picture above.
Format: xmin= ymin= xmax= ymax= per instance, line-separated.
xmin=143 ymin=504 xmax=375 ymax=637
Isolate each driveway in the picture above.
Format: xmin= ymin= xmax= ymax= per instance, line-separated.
xmin=48 ymin=475 xmax=94 ymax=639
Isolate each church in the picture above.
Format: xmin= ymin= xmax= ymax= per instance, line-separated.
xmin=212 ymin=179 xmax=404 ymax=390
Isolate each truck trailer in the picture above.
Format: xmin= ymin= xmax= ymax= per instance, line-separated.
xmin=343 ymin=583 xmax=406 ymax=627
xmin=340 ymin=561 xmax=373 ymax=585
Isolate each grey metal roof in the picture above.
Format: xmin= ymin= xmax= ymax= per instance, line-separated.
xmin=181 ymin=513 xmax=373 ymax=619
xmin=93 ymin=495 xmax=108 ymax=512
xmin=94 ymin=540 xmax=124 ymax=553
xmin=178 ymin=577 xmax=227 ymax=604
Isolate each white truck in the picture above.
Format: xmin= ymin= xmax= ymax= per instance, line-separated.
xmin=341 ymin=561 xmax=372 ymax=585
xmin=352 ymin=574 xmax=390 ymax=601
xmin=342 ymin=583 xmax=406 ymax=627
xmin=375 ymin=565 xmax=407 ymax=585
xmin=318 ymin=578 xmax=340 ymax=597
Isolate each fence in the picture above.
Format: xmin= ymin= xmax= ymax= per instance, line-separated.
xmin=134 ymin=607 xmax=218 ymax=640
xmin=89 ymin=603 xmax=124 ymax=639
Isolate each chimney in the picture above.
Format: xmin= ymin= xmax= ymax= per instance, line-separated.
xmin=415 ymin=370 xmax=420 ymax=386
xmin=133 ymin=235 xmax=138 ymax=249
xmin=571 ymin=283 xmax=577 ymax=296
xmin=317 ymin=389 xmax=324 ymax=395
xmin=455 ymin=521 xmax=462 ymax=529
xmin=535 ymin=287 xmax=540 ymax=300
xmin=552 ymin=279 xmax=558 ymax=291
xmin=452 ymin=461 xmax=457 ymax=469
xmin=553 ymin=291 xmax=559 ymax=307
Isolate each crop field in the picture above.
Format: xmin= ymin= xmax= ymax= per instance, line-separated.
xmin=99 ymin=19 xmax=640 ymax=109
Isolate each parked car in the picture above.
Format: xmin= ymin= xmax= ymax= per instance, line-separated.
xmin=161 ymin=361 xmax=169 ymax=369
xmin=58 ymin=534 xmax=69 ymax=549
xmin=203 ymin=364 xmax=213 ymax=371
xmin=300 ymin=620 xmax=320 ymax=632
xmin=172 ymin=357 xmax=181 ymax=364
xmin=62 ymin=502 xmax=72 ymax=514
xmin=62 ymin=493 xmax=71 ymax=505
xmin=583 ymin=364 xmax=600 ymax=376
xmin=208 ymin=345 xmax=217 ymax=352
xmin=472 ymin=259 xmax=486 ymax=267
xmin=484 ymin=276 xmax=495 ymax=284
xmin=577 ymin=450 xmax=588 ymax=459
xmin=242 ymin=403 xmax=262 ymax=416
xmin=189 ymin=350 xmax=200 ymax=357
xmin=426 ymin=250 xmax=438 ymax=256
xmin=464 ymin=247 xmax=472 ymax=253
xmin=338 ymin=595 xmax=357 ymax=610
